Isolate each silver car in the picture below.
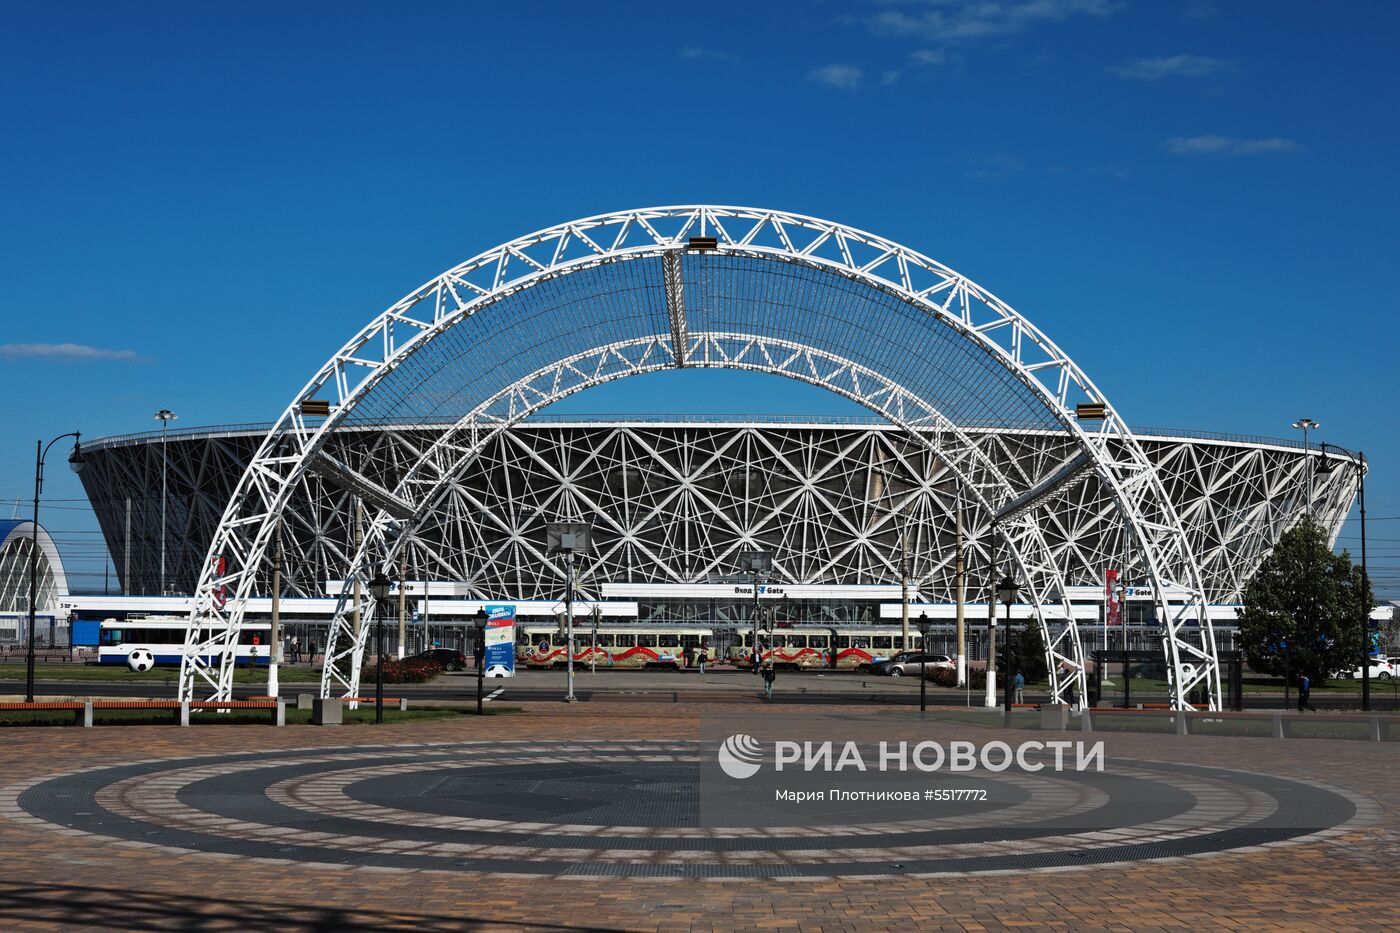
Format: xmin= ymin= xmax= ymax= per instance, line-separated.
xmin=884 ymin=653 xmax=955 ymax=677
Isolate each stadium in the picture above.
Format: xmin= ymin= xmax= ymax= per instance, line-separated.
xmin=76 ymin=414 xmax=1358 ymax=633
xmin=37 ymin=206 xmax=1379 ymax=708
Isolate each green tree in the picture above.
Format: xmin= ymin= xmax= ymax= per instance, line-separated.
xmin=1006 ymin=621 xmax=1049 ymax=683
xmin=1237 ymin=518 xmax=1372 ymax=683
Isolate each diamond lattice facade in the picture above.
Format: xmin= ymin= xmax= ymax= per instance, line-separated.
xmin=78 ymin=418 xmax=1358 ymax=606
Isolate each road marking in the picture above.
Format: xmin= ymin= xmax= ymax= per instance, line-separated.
xmin=484 ymin=688 xmax=504 ymax=702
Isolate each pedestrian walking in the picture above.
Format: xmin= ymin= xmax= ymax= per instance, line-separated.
xmin=1298 ymin=673 xmax=1316 ymax=712
xmin=682 ymin=644 xmax=693 ymax=669
xmin=290 ymin=636 xmax=300 ymax=664
xmin=761 ymin=660 xmax=776 ymax=700
xmin=1013 ymin=670 xmax=1025 ymax=705
xmin=697 ymin=641 xmax=707 ymax=675
xmin=752 ymin=641 xmax=763 ymax=673
xmin=473 ymin=638 xmax=485 ymax=671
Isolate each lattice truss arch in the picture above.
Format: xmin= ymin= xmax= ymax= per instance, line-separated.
xmin=179 ymin=206 xmax=1216 ymax=709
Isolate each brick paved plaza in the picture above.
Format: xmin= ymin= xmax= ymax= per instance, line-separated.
xmin=0 ymin=703 xmax=1394 ymax=931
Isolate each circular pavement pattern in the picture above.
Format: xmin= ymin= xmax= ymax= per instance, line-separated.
xmin=0 ymin=740 xmax=1374 ymax=878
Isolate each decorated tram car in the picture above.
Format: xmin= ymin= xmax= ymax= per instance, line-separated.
xmin=518 ymin=624 xmax=716 ymax=669
xmin=726 ymin=625 xmax=921 ymax=669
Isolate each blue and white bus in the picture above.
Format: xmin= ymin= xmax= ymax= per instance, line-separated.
xmin=98 ymin=617 xmax=272 ymax=666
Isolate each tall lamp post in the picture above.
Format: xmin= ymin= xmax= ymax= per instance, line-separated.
xmin=27 ymin=433 xmax=83 ymax=704
xmin=738 ymin=550 xmax=772 ymax=667
xmin=1291 ymin=418 xmax=1319 ymax=517
xmin=997 ymin=575 xmax=1019 ymax=714
xmin=1317 ymin=443 xmax=1371 ymax=712
xmin=547 ymin=522 xmax=592 ymax=703
xmin=474 ymin=607 xmax=487 ymax=715
xmin=153 ymin=409 xmax=177 ymax=594
xmin=368 ymin=571 xmax=392 ymax=724
xmin=918 ymin=612 xmax=931 ymax=715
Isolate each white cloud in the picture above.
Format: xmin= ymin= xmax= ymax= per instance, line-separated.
xmin=910 ymin=47 xmax=948 ymax=65
xmin=965 ymin=153 xmax=1027 ymax=178
xmin=808 ymin=63 xmax=864 ymax=91
xmin=0 ymin=342 xmax=148 ymax=362
xmin=679 ymin=46 xmax=740 ymax=65
xmin=1111 ymin=54 xmax=1228 ymax=80
xmin=866 ymin=0 xmax=1120 ymax=42
xmin=880 ymin=69 xmax=903 ymax=85
xmin=1166 ymin=135 xmax=1304 ymax=156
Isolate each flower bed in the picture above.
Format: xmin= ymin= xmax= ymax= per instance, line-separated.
xmin=364 ymin=658 xmax=444 ymax=684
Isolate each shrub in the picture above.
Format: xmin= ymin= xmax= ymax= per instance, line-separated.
xmin=365 ymin=658 xmax=444 ymax=684
xmin=926 ymin=666 xmax=986 ymax=689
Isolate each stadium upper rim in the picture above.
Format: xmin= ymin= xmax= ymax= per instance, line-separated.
xmin=83 ymin=415 xmax=1356 ymax=460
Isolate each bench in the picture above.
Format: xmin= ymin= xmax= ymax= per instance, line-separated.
xmin=0 ymin=699 xmax=287 ymax=726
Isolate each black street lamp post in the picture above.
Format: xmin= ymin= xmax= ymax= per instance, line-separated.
xmin=368 ymin=572 xmax=392 ymax=724
xmin=475 ymin=607 xmax=487 ymax=715
xmin=1317 ymin=444 xmax=1371 ymax=712
xmin=997 ymin=575 xmax=1019 ymax=714
xmin=27 ymin=433 xmax=83 ymax=704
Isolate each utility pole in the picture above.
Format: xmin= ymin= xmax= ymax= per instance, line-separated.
xmin=268 ymin=520 xmax=281 ymax=698
xmin=350 ymin=499 xmax=363 ymax=645
xmin=547 ymin=523 xmax=591 ymax=703
xmin=396 ymin=553 xmax=407 ymax=660
xmin=123 ymin=497 xmax=131 ymax=595
xmin=153 ymin=409 xmax=177 ymax=595
xmin=900 ymin=538 xmax=911 ymax=652
xmin=985 ymin=524 xmax=998 ymax=708
xmin=955 ymin=507 xmax=966 ymax=687
xmin=564 ymin=550 xmax=576 ymax=702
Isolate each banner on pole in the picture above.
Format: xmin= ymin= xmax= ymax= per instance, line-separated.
xmin=1105 ymin=569 xmax=1121 ymax=627
xmin=484 ymin=603 xmax=516 ymax=677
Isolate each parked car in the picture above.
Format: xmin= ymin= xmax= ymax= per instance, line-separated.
xmin=411 ymin=648 xmax=467 ymax=671
xmin=1341 ymin=657 xmax=1393 ymax=680
xmin=874 ymin=653 xmax=955 ymax=678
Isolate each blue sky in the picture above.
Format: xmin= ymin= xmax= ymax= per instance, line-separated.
xmin=2 ymin=1 xmax=1397 ymax=595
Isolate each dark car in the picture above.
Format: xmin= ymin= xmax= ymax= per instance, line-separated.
xmin=412 ymin=648 xmax=467 ymax=671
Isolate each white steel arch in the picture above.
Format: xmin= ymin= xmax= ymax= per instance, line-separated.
xmin=179 ymin=206 xmax=1218 ymax=709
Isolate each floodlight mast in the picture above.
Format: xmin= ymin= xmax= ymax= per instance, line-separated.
xmin=547 ymin=522 xmax=592 ymax=702
xmin=737 ymin=550 xmax=772 ymax=666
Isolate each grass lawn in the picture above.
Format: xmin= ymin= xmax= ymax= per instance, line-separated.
xmin=0 ymin=705 xmax=522 ymax=727
xmin=0 ymin=663 xmax=325 ymax=684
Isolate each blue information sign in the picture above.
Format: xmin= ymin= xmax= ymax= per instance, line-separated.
xmin=483 ymin=603 xmax=516 ymax=676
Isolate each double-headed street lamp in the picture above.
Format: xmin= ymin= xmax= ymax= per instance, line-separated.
xmin=1292 ymin=418 xmax=1319 ymax=517
xmin=368 ymin=571 xmax=393 ymax=724
xmin=1317 ymin=443 xmax=1372 ymax=712
xmin=153 ymin=409 xmax=177 ymax=594
xmin=547 ymin=522 xmax=592 ymax=703
xmin=997 ymin=575 xmax=1019 ymax=714
xmin=27 ymin=433 xmax=83 ymax=704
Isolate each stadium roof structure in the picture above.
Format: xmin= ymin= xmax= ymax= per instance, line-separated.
xmin=179 ymin=206 xmax=1243 ymax=709
xmin=80 ymin=417 xmax=1358 ymax=607
xmin=0 ymin=520 xmax=68 ymax=615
